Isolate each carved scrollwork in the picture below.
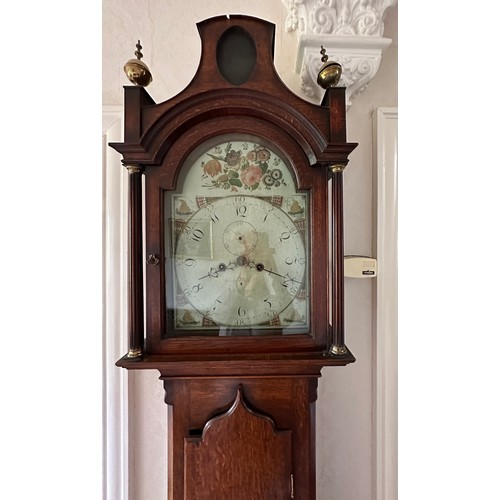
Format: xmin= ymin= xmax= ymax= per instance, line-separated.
xmin=335 ymin=54 xmax=379 ymax=101
xmin=310 ymin=0 xmax=337 ymax=34
xmin=300 ymin=47 xmax=382 ymax=105
xmin=284 ymin=0 xmax=396 ymax=36
xmin=284 ymin=0 xmax=303 ymax=32
xmin=284 ymin=0 xmax=396 ymax=106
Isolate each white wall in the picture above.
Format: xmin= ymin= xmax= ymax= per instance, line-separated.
xmin=103 ymin=1 xmax=398 ymax=499
xmin=316 ymin=5 xmax=398 ymax=500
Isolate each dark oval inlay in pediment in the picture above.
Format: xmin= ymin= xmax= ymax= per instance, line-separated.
xmin=216 ymin=26 xmax=257 ymax=85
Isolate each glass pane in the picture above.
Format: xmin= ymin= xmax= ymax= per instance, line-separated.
xmin=164 ymin=135 xmax=309 ymax=337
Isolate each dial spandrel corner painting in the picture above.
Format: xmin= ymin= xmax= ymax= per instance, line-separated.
xmin=164 ymin=135 xmax=310 ymax=337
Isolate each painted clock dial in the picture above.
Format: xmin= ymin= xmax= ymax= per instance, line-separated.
xmin=165 ymin=135 xmax=309 ymax=335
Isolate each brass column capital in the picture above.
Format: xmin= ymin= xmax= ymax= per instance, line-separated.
xmin=125 ymin=164 xmax=144 ymax=174
xmin=329 ymin=164 xmax=347 ymax=174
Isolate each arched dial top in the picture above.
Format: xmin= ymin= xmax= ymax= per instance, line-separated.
xmin=166 ymin=136 xmax=310 ymax=335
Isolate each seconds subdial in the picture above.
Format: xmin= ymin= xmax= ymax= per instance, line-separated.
xmin=223 ymin=221 xmax=258 ymax=256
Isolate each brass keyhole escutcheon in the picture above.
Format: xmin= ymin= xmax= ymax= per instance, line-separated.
xmin=146 ymin=253 xmax=159 ymax=266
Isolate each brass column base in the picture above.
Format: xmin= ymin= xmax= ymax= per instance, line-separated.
xmin=127 ymin=348 xmax=143 ymax=358
xmin=328 ymin=344 xmax=348 ymax=356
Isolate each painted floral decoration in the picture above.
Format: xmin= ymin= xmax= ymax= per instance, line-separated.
xmin=201 ymin=141 xmax=286 ymax=191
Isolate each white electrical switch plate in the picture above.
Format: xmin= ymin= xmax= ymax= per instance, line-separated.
xmin=344 ymin=256 xmax=377 ymax=278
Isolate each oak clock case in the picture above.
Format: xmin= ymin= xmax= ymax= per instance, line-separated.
xmin=110 ymin=14 xmax=358 ymax=500
xmin=146 ymin=118 xmax=329 ymax=356
xmin=166 ymin=135 xmax=310 ymax=336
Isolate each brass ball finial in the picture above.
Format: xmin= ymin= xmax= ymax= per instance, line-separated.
xmin=317 ymin=45 xmax=342 ymax=89
xmin=134 ymin=40 xmax=144 ymax=60
xmin=124 ymin=40 xmax=153 ymax=87
xmin=320 ymin=45 xmax=328 ymax=63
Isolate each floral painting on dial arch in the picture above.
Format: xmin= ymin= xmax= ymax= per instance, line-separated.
xmin=201 ymin=141 xmax=288 ymax=192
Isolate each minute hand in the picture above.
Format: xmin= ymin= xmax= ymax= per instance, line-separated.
xmin=248 ymin=261 xmax=302 ymax=284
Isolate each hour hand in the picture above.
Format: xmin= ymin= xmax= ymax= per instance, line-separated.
xmin=198 ymin=261 xmax=236 ymax=280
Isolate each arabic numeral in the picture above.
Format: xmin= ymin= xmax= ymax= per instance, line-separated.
xmin=263 ymin=206 xmax=274 ymax=222
xmin=191 ymin=284 xmax=203 ymax=294
xmin=235 ymin=205 xmax=247 ymax=217
xmin=280 ymin=226 xmax=298 ymax=242
xmin=285 ymin=256 xmax=305 ymax=266
xmin=280 ymin=231 xmax=291 ymax=242
xmin=235 ymin=307 xmax=248 ymax=325
xmin=282 ymin=273 xmax=299 ymax=289
xmin=191 ymin=228 xmax=204 ymax=242
xmin=184 ymin=225 xmax=204 ymax=242
xmin=210 ymin=212 xmax=220 ymax=223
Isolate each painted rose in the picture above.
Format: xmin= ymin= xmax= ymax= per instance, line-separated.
xmin=203 ymin=159 xmax=222 ymax=177
xmin=240 ymin=165 xmax=263 ymax=187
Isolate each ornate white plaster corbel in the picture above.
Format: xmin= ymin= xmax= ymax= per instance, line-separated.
xmin=283 ymin=0 xmax=397 ymax=107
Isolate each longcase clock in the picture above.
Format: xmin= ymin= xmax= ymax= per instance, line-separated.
xmin=110 ymin=15 xmax=357 ymax=500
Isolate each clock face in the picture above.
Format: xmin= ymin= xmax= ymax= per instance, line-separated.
xmin=165 ymin=136 xmax=309 ymax=335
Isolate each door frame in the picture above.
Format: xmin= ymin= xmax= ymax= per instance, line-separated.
xmin=373 ymin=107 xmax=398 ymax=500
xmin=102 ymin=106 xmax=129 ymax=500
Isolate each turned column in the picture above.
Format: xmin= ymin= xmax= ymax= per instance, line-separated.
xmin=126 ymin=164 xmax=144 ymax=358
xmin=329 ymin=163 xmax=347 ymax=355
